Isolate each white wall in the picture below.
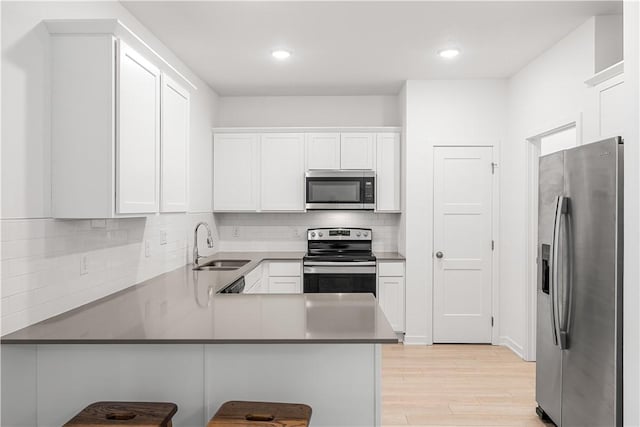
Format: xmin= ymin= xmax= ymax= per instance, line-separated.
xmin=217 ymin=95 xmax=399 ymax=127
xmin=402 ymin=80 xmax=507 ymax=345
xmin=1 ymin=1 xmax=219 ymax=334
xmin=216 ymin=212 xmax=399 ymax=253
xmin=594 ymin=14 xmax=624 ymax=73
xmin=502 ymin=18 xmax=597 ymax=357
xmin=623 ymin=1 xmax=640 ymax=424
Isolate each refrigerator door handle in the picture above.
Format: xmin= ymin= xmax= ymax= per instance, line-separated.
xmin=558 ymin=197 xmax=571 ymax=350
xmin=550 ymin=196 xmax=562 ymax=346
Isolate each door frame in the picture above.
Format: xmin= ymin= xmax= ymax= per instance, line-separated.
xmin=523 ymin=114 xmax=583 ymax=361
xmin=432 ymin=143 xmax=500 ymax=345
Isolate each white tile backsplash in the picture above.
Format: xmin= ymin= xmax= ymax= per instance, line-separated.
xmin=1 ymin=211 xmax=399 ymax=335
xmin=1 ymin=213 xmax=217 ymax=335
xmin=216 ymin=212 xmax=400 ymax=252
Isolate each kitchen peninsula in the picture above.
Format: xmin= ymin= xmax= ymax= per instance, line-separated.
xmin=1 ymin=253 xmax=398 ymax=427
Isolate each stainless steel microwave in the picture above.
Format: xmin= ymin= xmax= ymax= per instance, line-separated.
xmin=305 ymin=171 xmax=375 ymax=210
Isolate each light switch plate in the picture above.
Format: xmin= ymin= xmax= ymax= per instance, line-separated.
xmin=145 ymin=240 xmax=151 ymax=257
xmin=160 ymin=230 xmax=167 ymax=245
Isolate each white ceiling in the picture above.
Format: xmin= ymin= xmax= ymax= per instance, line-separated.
xmin=121 ymin=1 xmax=622 ymax=96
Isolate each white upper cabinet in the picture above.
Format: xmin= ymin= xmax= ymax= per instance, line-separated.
xmin=48 ymin=21 xmax=193 ymax=219
xmin=306 ymin=133 xmax=341 ymax=170
xmin=213 ymin=134 xmax=259 ymax=211
xmin=597 ymin=74 xmax=625 ymax=139
xmin=340 ymin=133 xmax=375 ymax=170
xmin=211 ymin=129 xmax=400 ymax=213
xmin=261 ymin=133 xmax=305 ymax=211
xmin=160 ymin=74 xmax=190 ymax=212
xmin=375 ymin=132 xmax=401 ymax=212
xmin=305 ymin=132 xmax=376 ymax=170
xmin=117 ymin=42 xmax=161 ymax=214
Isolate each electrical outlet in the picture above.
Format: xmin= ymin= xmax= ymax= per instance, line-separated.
xmin=80 ymin=254 xmax=89 ymax=275
xmin=145 ymin=240 xmax=151 ymax=257
xmin=160 ymin=230 xmax=167 ymax=245
xmin=292 ymin=227 xmax=301 ymax=238
xmin=232 ymin=226 xmax=240 ymax=238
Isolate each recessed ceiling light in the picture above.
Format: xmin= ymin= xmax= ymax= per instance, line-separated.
xmin=272 ymin=50 xmax=291 ymax=60
xmin=438 ymin=48 xmax=460 ymax=59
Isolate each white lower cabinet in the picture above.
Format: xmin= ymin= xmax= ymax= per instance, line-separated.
xmin=268 ymin=277 xmax=302 ymax=294
xmin=243 ymin=261 xmax=302 ymax=294
xmin=378 ymin=261 xmax=405 ymax=333
xmin=267 ymin=261 xmax=302 ymax=294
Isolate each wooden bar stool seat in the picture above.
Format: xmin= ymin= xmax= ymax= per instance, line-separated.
xmin=208 ymin=401 xmax=312 ymax=427
xmin=63 ymin=401 xmax=177 ymax=426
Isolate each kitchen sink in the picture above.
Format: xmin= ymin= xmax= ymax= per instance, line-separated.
xmin=192 ymin=259 xmax=250 ymax=271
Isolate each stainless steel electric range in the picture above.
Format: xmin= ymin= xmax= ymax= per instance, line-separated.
xmin=302 ymin=228 xmax=377 ymax=296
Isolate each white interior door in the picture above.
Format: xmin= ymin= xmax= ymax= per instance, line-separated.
xmin=433 ymin=146 xmax=493 ymax=343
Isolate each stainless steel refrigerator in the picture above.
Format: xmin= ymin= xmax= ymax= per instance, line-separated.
xmin=536 ymin=137 xmax=623 ymax=427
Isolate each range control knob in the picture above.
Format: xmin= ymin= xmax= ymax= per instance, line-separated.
xmin=318 ymin=232 xmax=324 ymax=237
xmin=363 ymin=231 xmax=369 ymax=237
xmin=311 ymin=232 xmax=316 ymax=237
xmin=356 ymin=232 xmax=362 ymax=237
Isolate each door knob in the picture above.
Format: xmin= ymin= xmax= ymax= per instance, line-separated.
xmin=435 ymin=251 xmax=444 ymax=259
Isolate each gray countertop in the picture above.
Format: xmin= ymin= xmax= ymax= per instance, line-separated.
xmin=1 ymin=252 xmax=398 ymax=345
xmin=374 ymin=252 xmax=406 ymax=261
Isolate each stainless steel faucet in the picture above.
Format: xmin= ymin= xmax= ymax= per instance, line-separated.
xmin=193 ymin=222 xmax=214 ymax=266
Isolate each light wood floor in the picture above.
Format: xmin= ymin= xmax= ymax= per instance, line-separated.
xmin=382 ymin=344 xmax=553 ymax=427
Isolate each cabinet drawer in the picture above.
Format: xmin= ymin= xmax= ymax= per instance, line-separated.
xmin=268 ymin=261 xmax=301 ymax=277
xmin=268 ymin=277 xmax=301 ymax=294
xmin=378 ymin=261 xmax=404 ymax=277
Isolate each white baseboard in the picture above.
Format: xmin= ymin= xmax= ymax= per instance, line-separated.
xmin=500 ymin=336 xmax=525 ymax=359
xmin=403 ymin=335 xmax=430 ymax=345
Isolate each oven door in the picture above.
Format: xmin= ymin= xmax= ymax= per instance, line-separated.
xmin=303 ymin=264 xmax=377 ymax=296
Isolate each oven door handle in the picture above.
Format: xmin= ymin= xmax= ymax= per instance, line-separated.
xmin=303 ymin=261 xmax=376 ymax=267
xmin=303 ymin=266 xmax=377 ymax=275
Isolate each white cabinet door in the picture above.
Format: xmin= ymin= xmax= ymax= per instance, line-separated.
xmin=268 ymin=277 xmax=302 ymax=294
xmin=375 ymin=133 xmax=401 ymax=212
xmin=340 ymin=133 xmax=375 ymax=170
xmin=160 ymin=74 xmax=189 ymax=212
xmin=306 ymin=133 xmax=340 ymax=170
xmin=117 ymin=42 xmax=160 ymax=214
xmin=598 ymin=74 xmax=625 ymax=139
xmin=261 ymin=133 xmax=305 ymax=211
xmin=379 ymin=276 xmax=405 ymax=332
xmin=213 ymin=134 xmax=259 ymax=211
